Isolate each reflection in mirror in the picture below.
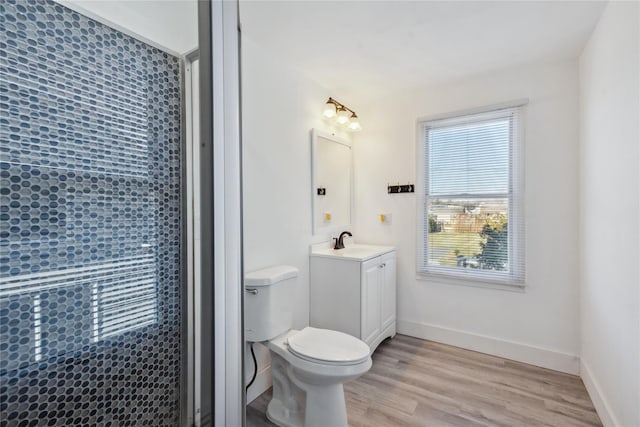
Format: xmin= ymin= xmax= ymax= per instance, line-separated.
xmin=312 ymin=130 xmax=352 ymax=235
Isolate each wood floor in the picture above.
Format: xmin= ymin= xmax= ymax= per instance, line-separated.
xmin=247 ymin=335 xmax=601 ymax=427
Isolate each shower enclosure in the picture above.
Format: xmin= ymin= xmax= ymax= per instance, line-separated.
xmin=0 ymin=0 xmax=184 ymax=424
xmin=0 ymin=0 xmax=244 ymax=425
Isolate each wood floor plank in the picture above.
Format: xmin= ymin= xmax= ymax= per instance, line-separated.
xmin=247 ymin=335 xmax=601 ymax=427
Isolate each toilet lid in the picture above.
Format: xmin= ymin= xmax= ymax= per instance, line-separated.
xmin=287 ymin=327 xmax=370 ymax=365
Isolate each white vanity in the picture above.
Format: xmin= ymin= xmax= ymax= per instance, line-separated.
xmin=309 ymin=243 xmax=397 ymax=353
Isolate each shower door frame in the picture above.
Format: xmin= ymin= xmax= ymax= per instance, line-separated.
xmin=184 ymin=49 xmax=200 ymax=427
xmin=32 ymin=1 xmax=244 ymax=425
xmin=198 ymin=0 xmax=245 ymax=426
xmin=58 ymin=1 xmax=246 ymax=425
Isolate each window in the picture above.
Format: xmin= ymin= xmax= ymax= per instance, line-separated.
xmin=417 ymin=103 xmax=525 ymax=286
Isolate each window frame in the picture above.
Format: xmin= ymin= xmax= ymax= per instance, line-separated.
xmin=416 ymin=100 xmax=527 ymax=288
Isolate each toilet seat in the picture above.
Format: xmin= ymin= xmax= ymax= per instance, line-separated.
xmin=287 ymin=327 xmax=370 ymax=365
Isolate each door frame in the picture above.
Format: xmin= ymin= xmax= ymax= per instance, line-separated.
xmin=198 ymin=1 xmax=244 ymax=426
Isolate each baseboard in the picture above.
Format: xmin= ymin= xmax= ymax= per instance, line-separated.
xmin=397 ymin=320 xmax=580 ymax=375
xmin=246 ymin=364 xmax=272 ymax=404
xmin=580 ymin=359 xmax=619 ymax=427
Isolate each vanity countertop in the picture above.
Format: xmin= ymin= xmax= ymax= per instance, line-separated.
xmin=310 ymin=243 xmax=395 ymax=262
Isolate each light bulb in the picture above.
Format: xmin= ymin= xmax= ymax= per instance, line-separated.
xmin=348 ymin=114 xmax=361 ymax=131
xmin=336 ymin=108 xmax=350 ymax=125
xmin=322 ymin=101 xmax=336 ymax=118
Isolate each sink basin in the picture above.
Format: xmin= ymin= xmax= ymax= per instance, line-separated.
xmin=310 ymin=243 xmax=395 ymax=261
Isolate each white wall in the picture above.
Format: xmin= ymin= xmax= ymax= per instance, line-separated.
xmin=241 ymin=37 xmax=350 ymax=401
xmin=578 ymin=2 xmax=640 ymax=426
xmin=353 ymin=60 xmax=581 ymax=373
xmin=57 ymin=0 xmax=198 ymax=55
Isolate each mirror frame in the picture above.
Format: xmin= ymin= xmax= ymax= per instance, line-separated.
xmin=310 ymin=129 xmax=353 ymax=236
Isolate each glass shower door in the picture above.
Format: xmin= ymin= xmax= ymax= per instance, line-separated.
xmin=0 ymin=0 xmax=184 ymax=424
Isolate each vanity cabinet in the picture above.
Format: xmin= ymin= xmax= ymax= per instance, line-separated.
xmin=310 ymin=247 xmax=396 ymax=353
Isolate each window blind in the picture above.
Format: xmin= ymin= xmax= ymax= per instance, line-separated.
xmin=419 ymin=105 xmax=525 ymax=285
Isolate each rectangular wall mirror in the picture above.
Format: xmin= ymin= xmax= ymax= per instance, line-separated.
xmin=311 ymin=129 xmax=352 ymax=235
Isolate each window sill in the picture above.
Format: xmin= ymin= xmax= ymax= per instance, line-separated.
xmin=416 ymin=271 xmax=525 ymax=293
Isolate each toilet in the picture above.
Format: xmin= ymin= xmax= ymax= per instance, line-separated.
xmin=245 ymin=265 xmax=372 ymax=427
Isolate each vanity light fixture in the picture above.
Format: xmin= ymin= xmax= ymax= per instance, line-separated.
xmin=322 ymin=97 xmax=361 ymax=131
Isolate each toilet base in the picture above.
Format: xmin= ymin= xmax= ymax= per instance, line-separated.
xmin=299 ymin=382 xmax=349 ymax=427
xmin=267 ymin=353 xmax=305 ymax=427
xmin=267 ymin=398 xmax=304 ymax=427
xmin=267 ymin=382 xmax=349 ymax=427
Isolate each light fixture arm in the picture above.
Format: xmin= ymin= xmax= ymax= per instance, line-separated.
xmin=326 ymin=97 xmax=356 ymax=117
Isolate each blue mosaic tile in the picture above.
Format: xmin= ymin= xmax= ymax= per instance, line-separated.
xmin=0 ymin=0 xmax=183 ymax=425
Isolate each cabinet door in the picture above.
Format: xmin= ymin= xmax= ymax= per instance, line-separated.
xmin=380 ymin=255 xmax=396 ymax=330
xmin=361 ymin=260 xmax=381 ymax=346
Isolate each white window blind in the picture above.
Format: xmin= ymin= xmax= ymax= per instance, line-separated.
xmin=418 ymin=103 xmax=525 ymax=286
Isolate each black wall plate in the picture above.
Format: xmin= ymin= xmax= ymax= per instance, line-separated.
xmin=388 ymin=184 xmax=414 ymax=194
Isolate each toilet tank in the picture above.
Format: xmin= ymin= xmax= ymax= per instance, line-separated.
xmin=244 ymin=265 xmax=298 ymax=342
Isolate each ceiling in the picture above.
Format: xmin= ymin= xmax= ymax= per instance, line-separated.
xmin=56 ymin=1 xmax=607 ymax=100
xmin=239 ymin=1 xmax=607 ymax=101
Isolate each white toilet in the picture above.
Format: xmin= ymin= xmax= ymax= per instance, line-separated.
xmin=245 ymin=265 xmax=372 ymax=427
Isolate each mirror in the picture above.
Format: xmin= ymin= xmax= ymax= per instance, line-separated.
xmin=311 ymin=129 xmax=352 ymax=235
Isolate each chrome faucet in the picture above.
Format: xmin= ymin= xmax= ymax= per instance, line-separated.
xmin=333 ymin=231 xmax=352 ymax=250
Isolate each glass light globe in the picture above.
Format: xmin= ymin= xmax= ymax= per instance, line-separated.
xmin=336 ymin=108 xmax=350 ymax=125
xmin=348 ymin=114 xmax=361 ymax=131
xmin=322 ymin=101 xmax=336 ymax=118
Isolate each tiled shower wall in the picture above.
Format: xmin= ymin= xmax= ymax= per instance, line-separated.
xmin=0 ymin=0 xmax=183 ymax=424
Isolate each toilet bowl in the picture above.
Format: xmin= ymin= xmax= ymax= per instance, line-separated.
xmin=244 ymin=266 xmax=372 ymax=427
